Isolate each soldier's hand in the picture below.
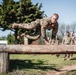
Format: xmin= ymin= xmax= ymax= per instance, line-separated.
xmin=44 ymin=39 xmax=50 ymax=45
xmin=12 ymin=23 xmax=18 ymax=28
xmin=17 ymin=36 xmax=20 ymax=39
xmin=21 ymin=33 xmax=25 ymax=37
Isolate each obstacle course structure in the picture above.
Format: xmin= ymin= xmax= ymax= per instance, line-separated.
xmin=0 ymin=45 xmax=76 ymax=73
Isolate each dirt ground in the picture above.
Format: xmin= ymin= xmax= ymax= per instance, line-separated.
xmin=46 ymin=64 xmax=76 ymax=75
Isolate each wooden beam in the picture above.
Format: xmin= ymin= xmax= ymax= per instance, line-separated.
xmin=0 ymin=45 xmax=76 ymax=54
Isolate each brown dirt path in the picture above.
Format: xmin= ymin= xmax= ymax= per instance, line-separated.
xmin=46 ymin=64 xmax=76 ymax=75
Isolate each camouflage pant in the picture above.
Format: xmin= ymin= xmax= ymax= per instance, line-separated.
xmin=12 ymin=19 xmax=41 ymax=40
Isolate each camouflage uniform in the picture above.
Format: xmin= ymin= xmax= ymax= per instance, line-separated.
xmin=62 ymin=35 xmax=71 ymax=45
xmin=50 ymin=39 xmax=55 ymax=45
xmin=12 ymin=17 xmax=58 ymax=40
xmin=70 ymin=35 xmax=75 ymax=45
xmin=52 ymin=35 xmax=59 ymax=45
xmin=54 ymin=39 xmax=59 ymax=45
xmin=62 ymin=35 xmax=71 ymax=60
xmin=69 ymin=35 xmax=75 ymax=58
xmin=74 ymin=37 xmax=76 ymax=45
xmin=47 ymin=37 xmax=59 ymax=45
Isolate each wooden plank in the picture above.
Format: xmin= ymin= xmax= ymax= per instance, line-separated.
xmin=0 ymin=45 xmax=76 ymax=54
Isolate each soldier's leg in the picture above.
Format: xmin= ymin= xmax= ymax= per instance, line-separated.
xmin=56 ymin=54 xmax=60 ymax=58
xmin=68 ymin=54 xmax=73 ymax=59
xmin=26 ymin=26 xmax=41 ymax=40
xmin=64 ymin=54 xmax=68 ymax=60
xmin=17 ymin=27 xmax=41 ymax=40
xmin=71 ymin=54 xmax=73 ymax=57
xmin=64 ymin=54 xmax=71 ymax=60
xmin=12 ymin=19 xmax=40 ymax=30
xmin=26 ymin=34 xmax=40 ymax=40
xmin=17 ymin=33 xmax=40 ymax=40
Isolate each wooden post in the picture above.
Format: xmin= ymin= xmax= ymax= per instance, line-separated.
xmin=24 ymin=36 xmax=28 ymax=45
xmin=0 ymin=52 xmax=9 ymax=73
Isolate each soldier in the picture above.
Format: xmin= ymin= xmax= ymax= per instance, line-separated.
xmin=74 ymin=37 xmax=76 ymax=45
xmin=62 ymin=31 xmax=71 ymax=60
xmin=53 ymin=35 xmax=60 ymax=57
xmin=70 ymin=31 xmax=75 ymax=45
xmin=12 ymin=13 xmax=59 ymax=43
xmin=69 ymin=31 xmax=75 ymax=58
xmin=62 ymin=31 xmax=71 ymax=45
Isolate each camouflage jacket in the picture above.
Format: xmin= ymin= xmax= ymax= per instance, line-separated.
xmin=62 ymin=35 xmax=71 ymax=45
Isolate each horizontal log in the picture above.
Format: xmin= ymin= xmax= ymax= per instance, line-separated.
xmin=0 ymin=45 xmax=76 ymax=54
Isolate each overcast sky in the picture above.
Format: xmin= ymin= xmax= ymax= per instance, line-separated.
xmin=0 ymin=0 xmax=76 ymax=36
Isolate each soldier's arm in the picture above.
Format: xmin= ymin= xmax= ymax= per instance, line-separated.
xmin=12 ymin=19 xmax=40 ymax=30
xmin=17 ymin=27 xmax=41 ymax=40
xmin=41 ymin=20 xmax=49 ymax=42
xmin=52 ymin=23 xmax=58 ymax=40
xmin=17 ymin=33 xmax=40 ymax=40
xmin=41 ymin=26 xmax=47 ymax=39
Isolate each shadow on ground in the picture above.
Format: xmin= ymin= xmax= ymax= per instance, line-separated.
xmin=70 ymin=57 xmax=76 ymax=60
xmin=9 ymin=59 xmax=60 ymax=72
xmin=61 ymin=70 xmax=76 ymax=75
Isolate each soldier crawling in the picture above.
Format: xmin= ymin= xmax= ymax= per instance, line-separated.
xmin=12 ymin=13 xmax=59 ymax=43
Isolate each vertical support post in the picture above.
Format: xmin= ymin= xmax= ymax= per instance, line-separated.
xmin=0 ymin=52 xmax=9 ymax=73
xmin=24 ymin=36 xmax=28 ymax=45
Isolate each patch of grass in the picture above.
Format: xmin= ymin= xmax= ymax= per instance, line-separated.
xmin=1 ymin=54 xmax=76 ymax=75
xmin=7 ymin=70 xmax=46 ymax=75
xmin=0 ymin=73 xmax=6 ymax=75
xmin=10 ymin=54 xmax=76 ymax=69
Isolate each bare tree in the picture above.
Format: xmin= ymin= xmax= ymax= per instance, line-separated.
xmin=70 ymin=22 xmax=76 ymax=33
xmin=66 ymin=24 xmax=71 ymax=32
xmin=58 ymin=23 xmax=66 ymax=36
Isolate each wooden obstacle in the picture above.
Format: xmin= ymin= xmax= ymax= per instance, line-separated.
xmin=0 ymin=45 xmax=76 ymax=73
